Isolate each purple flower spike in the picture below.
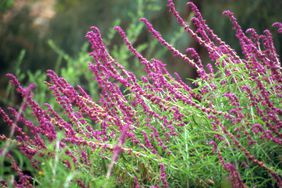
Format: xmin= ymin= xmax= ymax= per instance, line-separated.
xmin=160 ymin=163 xmax=169 ymax=188
xmin=272 ymin=22 xmax=282 ymax=33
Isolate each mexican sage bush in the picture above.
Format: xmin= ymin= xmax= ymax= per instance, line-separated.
xmin=1 ymin=0 xmax=282 ymax=187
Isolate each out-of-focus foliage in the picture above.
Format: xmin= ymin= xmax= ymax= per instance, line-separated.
xmin=0 ymin=0 xmax=13 ymax=12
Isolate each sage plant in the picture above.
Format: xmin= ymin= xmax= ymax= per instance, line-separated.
xmin=0 ymin=0 xmax=281 ymax=187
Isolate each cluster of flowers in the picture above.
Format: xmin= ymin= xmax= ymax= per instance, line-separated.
xmin=0 ymin=0 xmax=281 ymax=187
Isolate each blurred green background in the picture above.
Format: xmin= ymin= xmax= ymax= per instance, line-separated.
xmin=0 ymin=0 xmax=281 ymax=104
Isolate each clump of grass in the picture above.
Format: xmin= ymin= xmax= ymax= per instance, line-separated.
xmin=1 ymin=0 xmax=281 ymax=187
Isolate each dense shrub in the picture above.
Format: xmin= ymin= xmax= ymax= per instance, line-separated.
xmin=0 ymin=0 xmax=281 ymax=187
